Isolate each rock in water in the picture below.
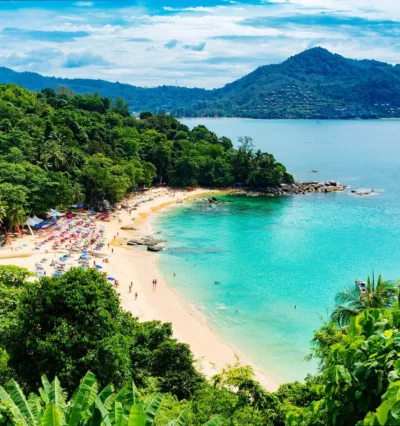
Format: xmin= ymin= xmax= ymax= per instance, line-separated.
xmin=147 ymin=245 xmax=163 ymax=252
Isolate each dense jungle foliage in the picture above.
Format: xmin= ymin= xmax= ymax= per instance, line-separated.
xmin=0 ymin=265 xmax=400 ymax=425
xmin=0 ymin=83 xmax=293 ymax=231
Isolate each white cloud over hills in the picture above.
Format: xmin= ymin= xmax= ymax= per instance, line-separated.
xmin=0 ymin=0 xmax=399 ymax=88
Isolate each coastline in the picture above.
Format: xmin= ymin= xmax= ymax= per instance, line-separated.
xmin=0 ymin=187 xmax=278 ymax=391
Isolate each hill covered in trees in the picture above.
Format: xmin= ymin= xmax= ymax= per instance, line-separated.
xmin=1 ymin=47 xmax=400 ymax=119
xmin=0 ymin=83 xmax=293 ymax=232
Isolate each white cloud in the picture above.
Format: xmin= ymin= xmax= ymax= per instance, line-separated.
xmin=74 ymin=2 xmax=93 ymax=7
xmin=0 ymin=1 xmax=399 ymax=89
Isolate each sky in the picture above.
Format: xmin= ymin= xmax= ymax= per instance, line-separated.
xmin=0 ymin=0 xmax=399 ymax=89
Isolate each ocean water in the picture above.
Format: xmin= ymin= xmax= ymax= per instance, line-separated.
xmin=153 ymin=119 xmax=400 ymax=384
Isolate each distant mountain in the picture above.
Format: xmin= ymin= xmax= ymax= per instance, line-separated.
xmin=1 ymin=47 xmax=400 ymax=119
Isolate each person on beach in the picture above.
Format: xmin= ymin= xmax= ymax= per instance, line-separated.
xmin=112 ymin=248 xmax=114 ymax=254
xmin=129 ymin=282 xmax=133 ymax=292
xmin=135 ymin=292 xmax=138 ymax=299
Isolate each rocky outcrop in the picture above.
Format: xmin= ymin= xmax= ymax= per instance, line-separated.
xmin=127 ymin=237 xmax=165 ymax=247
xmin=264 ymin=181 xmax=346 ymax=196
xmin=232 ymin=181 xmax=347 ymax=197
xmin=350 ymin=188 xmax=377 ymax=196
xmin=208 ymin=197 xmax=218 ymax=203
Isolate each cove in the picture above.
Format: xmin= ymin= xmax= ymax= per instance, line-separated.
xmin=153 ymin=119 xmax=400 ymax=384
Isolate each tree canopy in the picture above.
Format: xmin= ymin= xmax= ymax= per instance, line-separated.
xmin=0 ymin=84 xmax=293 ymax=232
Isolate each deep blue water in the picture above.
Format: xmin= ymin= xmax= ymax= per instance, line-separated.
xmin=153 ymin=119 xmax=400 ymax=384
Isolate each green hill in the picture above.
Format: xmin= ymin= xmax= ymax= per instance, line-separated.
xmin=1 ymin=47 xmax=400 ymax=119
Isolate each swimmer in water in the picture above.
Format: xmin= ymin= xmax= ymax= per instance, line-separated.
xmin=294 ymin=305 xmax=297 ymax=309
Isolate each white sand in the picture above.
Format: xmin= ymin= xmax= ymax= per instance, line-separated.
xmin=0 ymin=188 xmax=278 ymax=391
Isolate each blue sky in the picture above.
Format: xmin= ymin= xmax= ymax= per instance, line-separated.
xmin=0 ymin=0 xmax=399 ymax=88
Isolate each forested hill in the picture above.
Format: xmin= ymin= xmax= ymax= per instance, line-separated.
xmin=1 ymin=47 xmax=400 ymax=119
xmin=0 ymin=84 xmax=293 ymax=227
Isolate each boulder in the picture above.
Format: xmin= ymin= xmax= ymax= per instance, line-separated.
xmin=127 ymin=240 xmax=144 ymax=246
xmin=147 ymin=245 xmax=164 ymax=252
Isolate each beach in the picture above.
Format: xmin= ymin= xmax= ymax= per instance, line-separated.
xmin=0 ymin=187 xmax=278 ymax=391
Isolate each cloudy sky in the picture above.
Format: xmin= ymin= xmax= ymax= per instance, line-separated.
xmin=0 ymin=0 xmax=399 ymax=88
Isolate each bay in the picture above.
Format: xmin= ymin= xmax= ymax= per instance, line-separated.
xmin=153 ymin=119 xmax=400 ymax=384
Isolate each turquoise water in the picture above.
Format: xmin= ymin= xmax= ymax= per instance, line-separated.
xmin=153 ymin=119 xmax=400 ymax=384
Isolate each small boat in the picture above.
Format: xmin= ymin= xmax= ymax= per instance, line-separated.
xmin=355 ymin=279 xmax=367 ymax=293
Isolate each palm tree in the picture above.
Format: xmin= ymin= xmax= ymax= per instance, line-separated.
xmin=332 ymin=273 xmax=396 ymax=327
xmin=41 ymin=132 xmax=67 ymax=171
xmin=72 ymin=182 xmax=85 ymax=205
xmin=0 ymin=198 xmax=7 ymax=226
xmin=6 ymin=204 xmax=27 ymax=233
xmin=0 ymin=371 xmax=225 ymax=426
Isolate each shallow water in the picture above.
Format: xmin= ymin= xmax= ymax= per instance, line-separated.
xmin=153 ymin=119 xmax=400 ymax=384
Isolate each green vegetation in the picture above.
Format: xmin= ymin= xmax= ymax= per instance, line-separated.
xmin=2 ymin=48 xmax=400 ymax=119
xmin=0 ymin=266 xmax=288 ymax=425
xmin=1 ymin=265 xmax=400 ymax=425
xmin=332 ymin=274 xmax=397 ymax=327
xmin=0 ymin=371 xmax=224 ymax=425
xmin=0 ymin=83 xmax=292 ymax=234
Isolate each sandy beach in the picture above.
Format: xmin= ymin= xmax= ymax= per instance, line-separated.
xmin=0 ymin=188 xmax=278 ymax=391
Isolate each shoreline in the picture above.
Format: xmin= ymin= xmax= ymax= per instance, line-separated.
xmin=0 ymin=187 xmax=278 ymax=391
xmin=118 ymin=188 xmax=278 ymax=390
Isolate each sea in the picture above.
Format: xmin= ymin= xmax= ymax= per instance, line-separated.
xmin=152 ymin=119 xmax=400 ymax=384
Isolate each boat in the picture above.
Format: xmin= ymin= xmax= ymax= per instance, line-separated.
xmin=355 ymin=279 xmax=367 ymax=293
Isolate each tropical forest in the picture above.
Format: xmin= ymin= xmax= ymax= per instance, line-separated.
xmin=0 ymin=84 xmax=400 ymax=425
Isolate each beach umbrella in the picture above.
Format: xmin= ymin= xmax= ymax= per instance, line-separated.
xmin=95 ymin=265 xmax=103 ymax=269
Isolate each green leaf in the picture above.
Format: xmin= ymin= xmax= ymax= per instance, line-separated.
xmin=117 ymin=381 xmax=139 ymax=412
xmin=6 ymin=379 xmax=37 ymax=425
xmin=0 ymin=384 xmax=28 ymax=425
xmin=48 ymin=377 xmax=66 ymax=423
xmin=41 ymin=404 xmax=61 ymax=426
xmin=104 ymin=394 xmax=117 ymax=412
xmin=41 ymin=376 xmax=51 ymax=401
xmin=128 ymin=404 xmax=146 ymax=426
xmin=145 ymin=393 xmax=162 ymax=426
xmin=203 ymin=415 xmax=225 ymax=426
xmin=28 ymin=394 xmax=44 ymax=423
xmin=99 ymin=384 xmax=114 ymax=404
xmin=108 ymin=401 xmax=124 ymax=425
xmin=390 ymin=401 xmax=400 ymax=420
xmin=67 ymin=372 xmax=97 ymax=426
xmin=376 ymin=400 xmax=392 ymax=425
xmin=94 ymin=395 xmax=112 ymax=426
xmin=168 ymin=408 xmax=189 ymax=426
xmin=363 ymin=411 xmax=377 ymax=425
